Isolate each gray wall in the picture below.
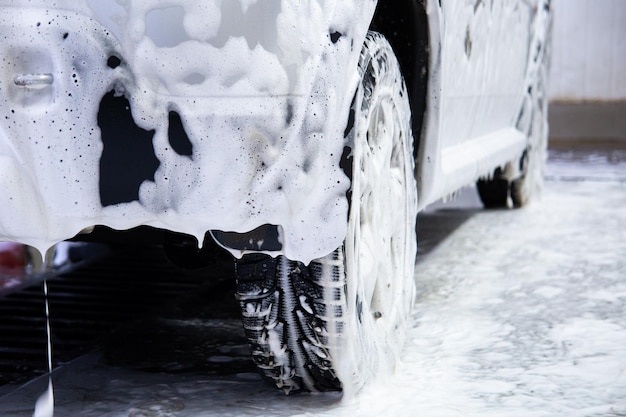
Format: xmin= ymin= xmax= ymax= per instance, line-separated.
xmin=549 ymin=0 xmax=626 ymax=102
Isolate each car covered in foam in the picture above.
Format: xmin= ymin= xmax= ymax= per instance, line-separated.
xmin=0 ymin=0 xmax=551 ymax=394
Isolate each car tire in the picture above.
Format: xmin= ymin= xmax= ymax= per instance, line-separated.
xmin=476 ymin=167 xmax=510 ymax=208
xmin=234 ymin=31 xmax=417 ymax=394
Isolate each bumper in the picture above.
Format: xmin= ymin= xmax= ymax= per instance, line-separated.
xmin=0 ymin=2 xmax=376 ymax=263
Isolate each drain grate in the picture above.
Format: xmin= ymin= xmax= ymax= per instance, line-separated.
xmin=0 ymin=243 xmax=235 ymax=388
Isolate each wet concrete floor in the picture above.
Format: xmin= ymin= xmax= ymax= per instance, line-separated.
xmin=0 ymin=141 xmax=625 ymax=416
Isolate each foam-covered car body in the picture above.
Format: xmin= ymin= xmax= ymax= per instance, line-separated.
xmin=0 ymin=0 xmax=550 ymax=263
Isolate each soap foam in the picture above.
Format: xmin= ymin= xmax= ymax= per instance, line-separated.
xmin=0 ymin=1 xmax=377 ymax=263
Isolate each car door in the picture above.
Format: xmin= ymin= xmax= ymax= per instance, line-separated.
xmin=420 ymin=0 xmax=538 ymax=206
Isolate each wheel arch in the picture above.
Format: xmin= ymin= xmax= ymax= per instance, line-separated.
xmin=370 ymin=0 xmax=430 ymax=160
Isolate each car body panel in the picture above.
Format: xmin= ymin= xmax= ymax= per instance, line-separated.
xmin=0 ymin=0 xmax=376 ymax=263
xmin=417 ymin=0 xmax=551 ymax=208
xmin=0 ymin=0 xmax=551 ymax=263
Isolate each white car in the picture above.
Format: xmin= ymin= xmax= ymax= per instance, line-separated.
xmin=0 ymin=0 xmax=551 ymax=394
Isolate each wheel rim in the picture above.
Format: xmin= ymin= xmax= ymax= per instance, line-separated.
xmin=358 ymin=96 xmax=409 ymax=322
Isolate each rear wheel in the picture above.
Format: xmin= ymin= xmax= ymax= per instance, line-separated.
xmin=477 ymin=12 xmax=551 ymax=209
xmin=476 ymin=167 xmax=510 ymax=208
xmin=235 ymin=32 xmax=417 ymax=394
xmin=510 ymin=31 xmax=550 ymax=207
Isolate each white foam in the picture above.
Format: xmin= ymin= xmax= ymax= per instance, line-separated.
xmin=0 ymin=0 xmax=376 ymax=263
xmin=32 ymin=277 xmax=54 ymax=417
xmin=32 ymin=379 xmax=54 ymax=417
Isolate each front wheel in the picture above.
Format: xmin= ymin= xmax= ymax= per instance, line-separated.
xmin=235 ymin=32 xmax=418 ymax=394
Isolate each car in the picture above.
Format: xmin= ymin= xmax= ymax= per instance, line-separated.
xmin=0 ymin=0 xmax=551 ymax=394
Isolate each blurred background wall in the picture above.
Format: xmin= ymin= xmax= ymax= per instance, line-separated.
xmin=550 ymin=0 xmax=626 ymax=102
xmin=549 ymin=0 xmax=626 ymax=140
